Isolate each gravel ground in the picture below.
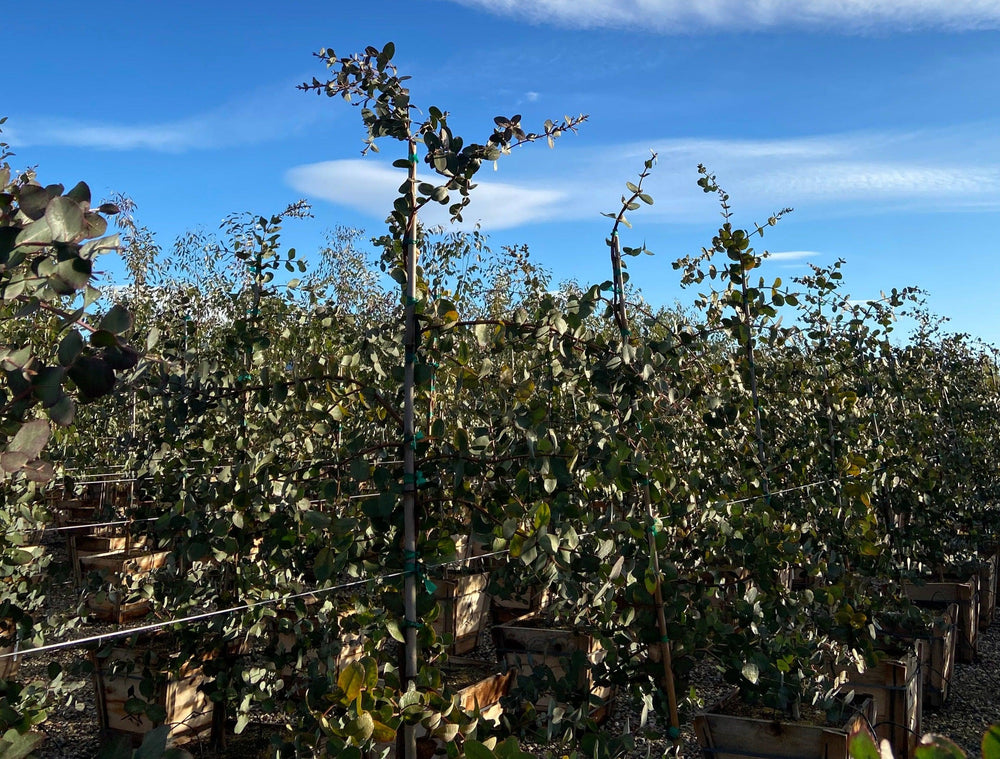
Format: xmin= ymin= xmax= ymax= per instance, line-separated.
xmin=920 ymin=610 xmax=1000 ymax=758
xmin=18 ymin=544 xmax=1000 ymax=759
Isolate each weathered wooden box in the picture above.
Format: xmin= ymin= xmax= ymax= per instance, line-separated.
xmin=888 ymin=603 xmax=957 ymax=708
xmin=845 ymin=646 xmax=923 ymax=759
xmin=92 ymin=646 xmax=213 ymax=746
xmin=433 ymin=572 xmax=489 ymax=654
xmin=54 ymin=499 xmax=98 ymax=528
xmin=79 ymin=550 xmax=168 ymax=623
xmin=447 ymin=657 xmax=515 ymax=724
xmin=904 ymin=578 xmax=978 ymax=664
xmin=693 ymin=691 xmax=877 ymax=759
xmin=493 ymin=612 xmax=614 ymax=723
xmin=976 ymin=550 xmax=998 ymax=627
xmin=70 ymin=534 xmax=149 ymax=585
xmin=0 ymin=619 xmax=21 ymax=680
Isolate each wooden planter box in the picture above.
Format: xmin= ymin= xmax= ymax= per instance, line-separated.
xmin=490 ymin=584 xmax=551 ymax=625
xmin=79 ymin=550 xmax=169 ymax=583
xmin=367 ymin=662 xmax=514 ymax=759
xmin=693 ymin=691 xmax=877 ymax=759
xmin=92 ymin=645 xmax=213 ymax=747
xmin=433 ymin=572 xmax=489 ymax=654
xmin=493 ymin=612 xmax=614 ymax=723
xmin=447 ymin=657 xmax=516 ymax=724
xmin=0 ymin=645 xmax=19 ymax=680
xmin=79 ymin=550 xmax=169 ymax=623
xmin=924 ymin=604 xmax=958 ymax=708
xmin=904 ymin=578 xmax=978 ymax=664
xmin=845 ymin=646 xmax=923 ymax=759
xmin=450 ymin=533 xmax=490 ymax=567
xmin=888 ymin=604 xmax=957 ymax=708
xmin=54 ymin=499 xmax=98 ymax=528
xmin=70 ymin=534 xmax=148 ymax=585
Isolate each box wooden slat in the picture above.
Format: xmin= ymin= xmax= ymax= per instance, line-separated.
xmin=977 ymin=551 xmax=998 ymax=627
xmin=904 ymin=579 xmax=978 ymax=663
xmin=92 ymin=647 xmax=212 ymax=746
xmin=693 ymin=692 xmax=876 ymax=759
xmin=846 ymin=647 xmax=922 ymax=759
xmin=434 ymin=572 xmax=488 ymax=654
xmin=494 ymin=612 xmax=614 ymax=723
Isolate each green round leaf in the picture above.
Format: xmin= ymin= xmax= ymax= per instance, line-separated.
xmin=45 ymin=196 xmax=85 ymax=242
xmin=983 ymin=725 xmax=1000 ymax=759
xmin=99 ymin=304 xmax=133 ymax=334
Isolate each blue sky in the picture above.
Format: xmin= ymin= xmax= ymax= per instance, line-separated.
xmin=5 ymin=1 xmax=1000 ymax=343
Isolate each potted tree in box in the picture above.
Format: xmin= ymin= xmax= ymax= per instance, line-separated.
xmin=428 ymin=532 xmax=490 ymax=655
xmin=493 ymin=605 xmax=616 ymax=727
xmin=694 ymin=576 xmax=880 ymax=759
xmin=90 ymin=632 xmax=214 ymax=748
xmin=669 ymin=179 xmax=901 ymax=759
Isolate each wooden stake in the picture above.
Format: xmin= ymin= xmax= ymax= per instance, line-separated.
xmin=609 ymin=230 xmax=681 ymax=745
xmin=400 ymin=136 xmax=420 ymax=759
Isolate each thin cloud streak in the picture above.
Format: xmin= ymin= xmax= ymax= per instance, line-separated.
xmin=284 ymin=123 xmax=1000 ymax=231
xmin=285 ymin=160 xmax=567 ymax=230
xmin=765 ymin=251 xmax=821 ymax=261
xmin=562 ymin=126 xmax=1000 ymax=225
xmin=448 ymin=0 xmax=1000 ymax=32
xmin=4 ymin=82 xmax=321 ymax=153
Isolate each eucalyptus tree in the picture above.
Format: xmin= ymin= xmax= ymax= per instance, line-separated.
xmin=0 ymin=118 xmax=140 ymax=751
xmin=879 ymin=314 xmax=1000 ymax=576
xmin=664 ymin=168 xmax=912 ymax=715
xmin=294 ymin=39 xmax=594 ymax=756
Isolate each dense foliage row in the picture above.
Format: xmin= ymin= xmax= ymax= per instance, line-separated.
xmin=1 ymin=44 xmax=999 ymax=759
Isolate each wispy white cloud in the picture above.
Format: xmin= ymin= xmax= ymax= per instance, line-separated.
xmin=754 ymin=162 xmax=997 ymax=199
xmin=448 ymin=0 xmax=1000 ymax=32
xmin=765 ymin=250 xmax=820 ymax=261
xmin=537 ymin=125 xmax=1000 ymax=225
xmin=285 ymin=159 xmax=567 ymax=230
xmin=4 ymin=82 xmax=321 ymax=153
xmin=284 ymin=123 xmax=1000 ymax=231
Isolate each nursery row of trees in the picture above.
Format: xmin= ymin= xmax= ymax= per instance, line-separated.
xmin=1 ymin=45 xmax=999 ymax=759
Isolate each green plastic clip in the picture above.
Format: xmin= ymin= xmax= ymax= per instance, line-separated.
xmin=403 ymin=472 xmax=428 ymax=488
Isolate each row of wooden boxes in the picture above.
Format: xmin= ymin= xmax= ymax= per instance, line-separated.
xmin=86 ymin=540 xmax=1000 ymax=757
xmin=698 ymin=547 xmax=999 ymax=759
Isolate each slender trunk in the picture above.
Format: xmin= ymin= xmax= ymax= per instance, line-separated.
xmin=399 ymin=137 xmax=420 ymax=759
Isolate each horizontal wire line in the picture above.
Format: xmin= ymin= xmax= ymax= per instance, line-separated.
xmin=31 ymin=517 xmax=158 ymax=535
xmin=2 ymin=493 xmax=385 ymax=538
xmin=0 ymin=548 xmax=514 ymax=661
xmin=14 ymin=457 xmax=919 ymax=540
xmin=1 ymin=458 xmax=939 ymax=659
xmin=0 ymin=571 xmax=405 ymax=660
